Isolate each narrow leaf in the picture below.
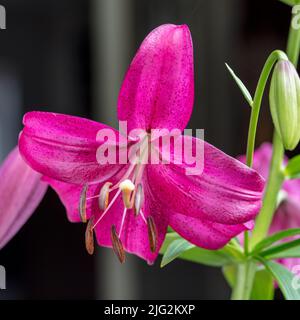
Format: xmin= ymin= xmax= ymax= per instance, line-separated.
xmin=160 ymin=233 xmax=233 ymax=267
xmin=261 ymin=238 xmax=300 ymax=258
xmin=257 ymin=258 xmax=300 ymax=300
xmin=265 ymin=246 xmax=300 ymax=260
xmin=252 ymin=228 xmax=300 ymax=254
xmin=160 ymin=239 xmax=194 ymax=267
xmin=284 ymin=155 xmax=300 ymax=179
xmin=225 ymin=63 xmax=253 ymax=106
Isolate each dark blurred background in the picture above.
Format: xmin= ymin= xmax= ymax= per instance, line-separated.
xmin=0 ymin=0 xmax=295 ymax=299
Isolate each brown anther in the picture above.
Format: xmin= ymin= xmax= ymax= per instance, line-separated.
xmin=111 ymin=225 xmax=126 ymax=263
xmin=147 ymin=216 xmax=158 ymax=253
xmin=134 ymin=183 xmax=144 ymax=216
xmin=99 ymin=182 xmax=112 ymax=210
xmin=85 ymin=218 xmax=94 ymax=255
xmin=119 ymin=179 xmax=135 ymax=209
xmin=79 ymin=184 xmax=88 ymax=223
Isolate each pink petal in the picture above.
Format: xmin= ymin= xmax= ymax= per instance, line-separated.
xmin=94 ymin=177 xmax=168 ymax=263
xmin=169 ymin=212 xmax=249 ymax=250
xmin=19 ymin=111 xmax=126 ymax=184
xmin=238 ymin=142 xmax=288 ymax=180
xmin=0 ymin=147 xmax=47 ymax=249
xmin=147 ymin=136 xmax=264 ymax=225
xmin=118 ymin=24 xmax=194 ymax=132
xmin=43 ymin=176 xmax=97 ymax=222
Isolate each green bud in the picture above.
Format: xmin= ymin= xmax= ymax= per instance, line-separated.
xmin=269 ymin=60 xmax=300 ymax=150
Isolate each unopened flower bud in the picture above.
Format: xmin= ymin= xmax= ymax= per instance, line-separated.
xmin=269 ymin=60 xmax=300 ymax=150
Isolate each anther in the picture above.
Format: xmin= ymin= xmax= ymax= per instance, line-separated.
xmin=147 ymin=216 xmax=158 ymax=253
xmin=99 ymin=182 xmax=112 ymax=210
xmin=119 ymin=179 xmax=135 ymax=209
xmin=111 ymin=225 xmax=126 ymax=263
xmin=79 ymin=184 xmax=88 ymax=223
xmin=85 ymin=218 xmax=94 ymax=255
xmin=134 ymin=183 xmax=144 ymax=216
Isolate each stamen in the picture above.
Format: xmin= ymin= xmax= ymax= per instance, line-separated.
xmin=134 ymin=183 xmax=144 ymax=216
xmin=79 ymin=184 xmax=88 ymax=223
xmin=119 ymin=179 xmax=135 ymax=209
xmin=92 ymin=189 xmax=122 ymax=229
xmin=99 ymin=182 xmax=112 ymax=210
xmin=147 ymin=216 xmax=158 ymax=253
xmin=85 ymin=218 xmax=94 ymax=255
xmin=118 ymin=208 xmax=127 ymax=238
xmin=139 ymin=209 xmax=147 ymax=224
xmin=111 ymin=225 xmax=126 ymax=263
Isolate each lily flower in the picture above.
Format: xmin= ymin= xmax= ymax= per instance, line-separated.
xmin=2 ymin=24 xmax=264 ymax=264
xmin=238 ymin=143 xmax=300 ymax=271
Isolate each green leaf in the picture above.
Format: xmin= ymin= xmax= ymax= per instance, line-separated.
xmin=223 ymin=265 xmax=274 ymax=300
xmin=160 ymin=233 xmax=236 ymax=267
xmin=279 ymin=0 xmax=300 ymax=6
xmin=161 ymin=239 xmax=194 ymax=267
xmin=252 ymin=228 xmax=300 ymax=254
xmin=265 ymin=246 xmax=300 ymax=260
xmin=257 ymin=258 xmax=300 ymax=300
xmin=260 ymin=238 xmax=300 ymax=258
xmin=250 ymin=269 xmax=274 ymax=300
xmin=284 ymin=155 xmax=300 ymax=179
xmin=225 ymin=63 xmax=253 ymax=106
xmin=222 ymin=264 xmax=237 ymax=288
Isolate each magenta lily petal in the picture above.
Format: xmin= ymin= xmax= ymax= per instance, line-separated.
xmin=43 ymin=176 xmax=96 ymax=222
xmin=0 ymin=147 xmax=47 ymax=249
xmin=148 ymin=137 xmax=264 ymax=225
xmin=117 ymin=24 xmax=194 ymax=132
xmin=169 ymin=212 xmax=251 ymax=250
xmin=19 ymin=112 xmax=126 ymax=185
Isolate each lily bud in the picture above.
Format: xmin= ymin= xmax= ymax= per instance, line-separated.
xmin=269 ymin=60 xmax=300 ymax=150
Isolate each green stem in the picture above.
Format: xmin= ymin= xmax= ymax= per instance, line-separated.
xmin=250 ymin=14 xmax=300 ymax=248
xmin=287 ymin=19 xmax=300 ymax=66
xmin=233 ymin=13 xmax=300 ymax=301
xmin=243 ymin=50 xmax=287 ymax=255
xmin=245 ymin=50 xmax=287 ymax=167
xmin=250 ymin=132 xmax=285 ymax=247
xmin=231 ymin=261 xmax=256 ymax=300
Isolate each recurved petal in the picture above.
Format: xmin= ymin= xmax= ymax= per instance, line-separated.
xmin=19 ymin=111 xmax=126 ymax=184
xmin=118 ymin=24 xmax=194 ymax=132
xmin=148 ymin=136 xmax=265 ymax=225
xmin=169 ymin=212 xmax=251 ymax=250
xmin=0 ymin=147 xmax=47 ymax=249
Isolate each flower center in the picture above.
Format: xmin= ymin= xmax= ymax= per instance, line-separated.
xmin=80 ymin=134 xmax=157 ymax=262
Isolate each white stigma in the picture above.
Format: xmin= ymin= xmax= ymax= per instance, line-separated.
xmin=119 ymin=179 xmax=135 ymax=192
